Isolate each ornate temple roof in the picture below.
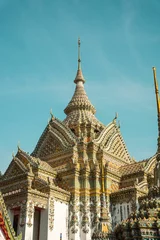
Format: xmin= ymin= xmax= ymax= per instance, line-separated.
xmin=119 ymin=155 xmax=156 ymax=177
xmin=119 ymin=161 xmax=146 ymax=176
xmin=94 ymin=120 xmax=132 ymax=163
xmin=2 ymin=147 xmax=56 ymax=181
xmin=63 ymin=38 xmax=104 ymax=129
xmin=1 ymin=147 xmax=70 ymax=200
xmin=32 ymin=117 xmax=78 ymax=158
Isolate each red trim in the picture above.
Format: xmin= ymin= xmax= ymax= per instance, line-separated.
xmin=0 ymin=212 xmax=11 ymax=240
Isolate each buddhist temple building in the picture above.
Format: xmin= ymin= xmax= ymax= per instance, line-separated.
xmin=0 ymin=40 xmax=158 ymax=240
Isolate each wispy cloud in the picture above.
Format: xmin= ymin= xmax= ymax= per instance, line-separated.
xmin=0 ymin=77 xmax=72 ymax=97
xmin=88 ymin=75 xmax=154 ymax=113
xmin=122 ymin=0 xmax=146 ymax=71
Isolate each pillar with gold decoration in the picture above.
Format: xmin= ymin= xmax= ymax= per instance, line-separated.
xmin=69 ymin=163 xmax=80 ymax=240
xmin=153 ymin=67 xmax=160 ymax=188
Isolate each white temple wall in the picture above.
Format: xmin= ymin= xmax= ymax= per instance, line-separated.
xmin=53 ymin=200 xmax=69 ymax=240
xmin=111 ymin=202 xmax=131 ymax=229
xmin=22 ymin=202 xmax=34 ymax=240
xmin=37 ymin=198 xmax=69 ymax=240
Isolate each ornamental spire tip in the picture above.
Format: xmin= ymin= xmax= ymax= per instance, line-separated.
xmin=78 ymin=37 xmax=81 ymax=70
xmin=74 ymin=37 xmax=85 ymax=84
xmin=153 ymin=67 xmax=160 ymax=115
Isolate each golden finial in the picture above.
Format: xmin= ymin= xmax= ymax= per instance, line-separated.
xmin=153 ymin=67 xmax=160 ymax=115
xmin=78 ymin=37 xmax=81 ymax=70
xmin=113 ymin=112 xmax=118 ymax=123
xmin=115 ymin=112 xmax=118 ymax=119
xmin=17 ymin=141 xmax=20 ymax=150
xmin=50 ymin=108 xmax=54 ymax=119
xmin=12 ymin=151 xmax=15 ymax=158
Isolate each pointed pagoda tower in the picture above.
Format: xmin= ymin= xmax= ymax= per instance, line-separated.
xmin=64 ymin=38 xmax=104 ymax=140
xmin=1 ymin=39 xmax=140 ymax=240
xmin=114 ymin=68 xmax=160 ymax=240
xmin=32 ymin=38 xmax=133 ymax=240
xmin=153 ymin=67 xmax=160 ymax=188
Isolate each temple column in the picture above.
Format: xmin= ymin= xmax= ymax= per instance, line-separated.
xmin=69 ymin=164 xmax=80 ymax=240
xmin=39 ymin=197 xmax=55 ymax=240
xmin=80 ymin=165 xmax=91 ymax=240
xmin=104 ymin=165 xmax=112 ymax=230
xmin=19 ymin=200 xmax=35 ymax=240
xmin=92 ymin=164 xmax=100 ymax=233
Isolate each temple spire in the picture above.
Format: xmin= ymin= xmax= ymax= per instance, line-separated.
xmin=153 ymin=67 xmax=160 ymax=117
xmin=153 ymin=67 xmax=160 ymax=187
xmin=153 ymin=67 xmax=160 ymax=153
xmin=78 ymin=37 xmax=81 ymax=70
xmin=74 ymin=38 xmax=85 ymax=84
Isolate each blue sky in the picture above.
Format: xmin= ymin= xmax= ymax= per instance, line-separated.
xmin=0 ymin=0 xmax=160 ymax=173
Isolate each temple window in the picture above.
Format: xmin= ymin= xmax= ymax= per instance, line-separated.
xmin=120 ymin=205 xmax=123 ymax=221
xmin=12 ymin=208 xmax=20 ymax=236
xmin=123 ymin=205 xmax=126 ymax=219
xmin=33 ymin=208 xmax=41 ymax=240
xmin=127 ymin=204 xmax=130 ymax=217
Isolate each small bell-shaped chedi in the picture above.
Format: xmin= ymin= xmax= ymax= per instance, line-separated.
xmin=114 ymin=67 xmax=160 ymax=240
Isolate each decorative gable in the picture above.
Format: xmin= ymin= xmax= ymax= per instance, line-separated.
xmin=94 ymin=121 xmax=133 ymax=163
xmin=3 ymin=158 xmax=27 ymax=180
xmin=104 ymin=133 xmax=130 ymax=162
xmin=35 ymin=133 xmax=65 ymax=158
xmin=32 ymin=117 xmax=78 ymax=158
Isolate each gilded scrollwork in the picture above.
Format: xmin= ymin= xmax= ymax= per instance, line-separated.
xmin=81 ymin=196 xmax=90 ymax=233
xmin=69 ymin=195 xmax=79 ymax=234
xmin=27 ymin=200 xmax=34 ymax=227
xmin=19 ymin=200 xmax=27 ymax=227
xmin=48 ymin=197 xmax=54 ymax=231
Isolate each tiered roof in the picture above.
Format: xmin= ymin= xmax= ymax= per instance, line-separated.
xmin=63 ymin=38 xmax=103 ymax=129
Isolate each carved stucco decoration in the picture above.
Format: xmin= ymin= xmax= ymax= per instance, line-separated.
xmin=19 ymin=200 xmax=27 ymax=227
xmin=27 ymin=201 xmax=34 ymax=227
xmin=90 ymin=196 xmax=100 ymax=230
xmin=81 ymin=196 xmax=90 ymax=233
xmin=69 ymin=196 xmax=79 ymax=234
xmin=48 ymin=197 xmax=54 ymax=231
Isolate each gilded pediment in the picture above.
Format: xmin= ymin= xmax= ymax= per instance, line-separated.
xmin=32 ymin=117 xmax=78 ymax=158
xmin=104 ymin=133 xmax=131 ymax=163
xmin=94 ymin=121 xmax=132 ymax=163
xmin=35 ymin=134 xmax=65 ymax=158
xmin=3 ymin=157 xmax=27 ymax=180
xmin=144 ymin=155 xmax=156 ymax=174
